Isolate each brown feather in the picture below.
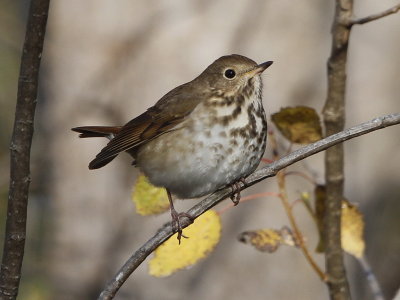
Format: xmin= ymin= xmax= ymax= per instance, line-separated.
xmin=87 ymin=84 xmax=205 ymax=169
xmin=71 ymin=126 xmax=122 ymax=138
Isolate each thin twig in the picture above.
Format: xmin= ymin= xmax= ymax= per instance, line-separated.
xmin=98 ymin=113 xmax=400 ymax=300
xmin=0 ymin=1 xmax=50 ymax=299
xmin=292 ymin=196 xmax=319 ymax=226
xmin=276 ymin=171 xmax=326 ymax=281
xmin=269 ymin=131 xmax=326 ymax=281
xmin=284 ymin=171 xmax=317 ymax=185
xmin=261 ymin=158 xmax=274 ymax=164
xmin=350 ymin=3 xmax=400 ymax=26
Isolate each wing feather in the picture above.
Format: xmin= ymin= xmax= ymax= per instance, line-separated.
xmin=88 ymin=82 xmax=206 ymax=169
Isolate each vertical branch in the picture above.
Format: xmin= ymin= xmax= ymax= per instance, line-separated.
xmin=323 ymin=0 xmax=352 ymax=299
xmin=0 ymin=0 xmax=50 ymax=299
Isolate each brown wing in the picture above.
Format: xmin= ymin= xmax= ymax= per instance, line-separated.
xmin=88 ymin=82 xmax=205 ymax=169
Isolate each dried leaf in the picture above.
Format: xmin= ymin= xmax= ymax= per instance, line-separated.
xmin=341 ymin=200 xmax=365 ymax=258
xmin=238 ymin=226 xmax=296 ymax=253
xmin=314 ymin=185 xmax=326 ymax=253
xmin=313 ymin=185 xmax=365 ymax=258
xmin=149 ymin=210 xmax=221 ymax=277
xmin=271 ymin=106 xmax=322 ymax=144
xmin=132 ymin=174 xmax=170 ymax=216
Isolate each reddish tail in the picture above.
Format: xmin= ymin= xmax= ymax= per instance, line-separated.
xmin=72 ymin=126 xmax=125 ymax=169
xmin=71 ymin=126 xmax=122 ymax=138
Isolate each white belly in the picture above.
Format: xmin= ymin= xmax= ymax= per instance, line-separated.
xmin=136 ymin=99 xmax=267 ymax=199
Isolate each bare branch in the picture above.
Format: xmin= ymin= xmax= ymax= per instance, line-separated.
xmin=323 ymin=1 xmax=353 ymax=298
xmin=350 ymin=3 xmax=400 ymax=26
xmin=0 ymin=0 xmax=50 ymax=299
xmin=98 ymin=113 xmax=400 ymax=300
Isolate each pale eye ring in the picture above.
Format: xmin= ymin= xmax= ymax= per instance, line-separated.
xmin=224 ymin=69 xmax=236 ymax=79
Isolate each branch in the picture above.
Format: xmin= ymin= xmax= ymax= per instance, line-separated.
xmin=350 ymin=3 xmax=400 ymax=26
xmin=98 ymin=113 xmax=400 ymax=300
xmin=0 ymin=0 xmax=50 ymax=299
xmin=359 ymin=256 xmax=385 ymax=300
xmin=323 ymin=0 xmax=353 ymax=298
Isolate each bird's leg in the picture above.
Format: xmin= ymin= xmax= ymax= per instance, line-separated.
xmin=230 ymin=178 xmax=247 ymax=206
xmin=166 ymin=189 xmax=193 ymax=244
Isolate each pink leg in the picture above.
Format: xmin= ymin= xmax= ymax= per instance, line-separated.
xmin=167 ymin=189 xmax=193 ymax=244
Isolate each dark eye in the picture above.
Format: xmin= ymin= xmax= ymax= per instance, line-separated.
xmin=224 ymin=69 xmax=236 ymax=79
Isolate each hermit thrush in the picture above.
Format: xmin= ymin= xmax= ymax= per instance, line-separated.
xmin=72 ymin=54 xmax=273 ymax=241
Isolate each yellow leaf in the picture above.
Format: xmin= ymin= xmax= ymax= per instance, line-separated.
xmin=238 ymin=226 xmax=296 ymax=253
xmin=271 ymin=106 xmax=322 ymax=144
xmin=313 ymin=186 xmax=366 ymax=258
xmin=132 ymin=174 xmax=170 ymax=216
xmin=149 ymin=210 xmax=221 ymax=277
xmin=341 ymin=200 xmax=365 ymax=258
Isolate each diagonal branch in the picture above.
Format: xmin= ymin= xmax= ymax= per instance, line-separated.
xmin=350 ymin=3 xmax=400 ymax=26
xmin=98 ymin=113 xmax=400 ymax=300
xmin=0 ymin=0 xmax=50 ymax=299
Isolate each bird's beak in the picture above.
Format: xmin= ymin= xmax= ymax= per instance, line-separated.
xmin=246 ymin=61 xmax=273 ymax=77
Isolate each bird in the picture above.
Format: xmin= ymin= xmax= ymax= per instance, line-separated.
xmin=72 ymin=54 xmax=273 ymax=242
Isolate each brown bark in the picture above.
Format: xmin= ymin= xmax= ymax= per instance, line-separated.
xmin=0 ymin=0 xmax=50 ymax=299
xmin=323 ymin=1 xmax=353 ymax=299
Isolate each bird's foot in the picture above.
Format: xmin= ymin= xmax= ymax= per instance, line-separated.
xmin=230 ymin=178 xmax=247 ymax=206
xmin=170 ymin=208 xmax=193 ymax=244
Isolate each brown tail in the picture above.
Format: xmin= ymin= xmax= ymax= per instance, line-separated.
xmin=71 ymin=126 xmax=124 ymax=169
xmin=71 ymin=126 xmax=122 ymax=138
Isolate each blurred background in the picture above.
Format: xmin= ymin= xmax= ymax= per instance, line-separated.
xmin=1 ymin=0 xmax=400 ymax=299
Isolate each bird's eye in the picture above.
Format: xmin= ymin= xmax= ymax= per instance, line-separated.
xmin=224 ymin=69 xmax=236 ymax=79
